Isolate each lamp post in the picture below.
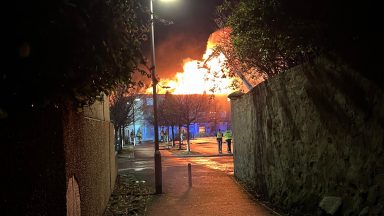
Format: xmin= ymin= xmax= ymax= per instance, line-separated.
xmin=150 ymin=0 xmax=162 ymax=194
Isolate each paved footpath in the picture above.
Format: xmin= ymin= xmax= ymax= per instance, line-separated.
xmin=118 ymin=139 xmax=279 ymax=216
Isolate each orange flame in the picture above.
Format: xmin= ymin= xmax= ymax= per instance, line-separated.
xmin=147 ymin=29 xmax=237 ymax=95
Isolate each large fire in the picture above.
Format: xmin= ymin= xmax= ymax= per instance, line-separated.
xmin=146 ymin=29 xmax=237 ymax=95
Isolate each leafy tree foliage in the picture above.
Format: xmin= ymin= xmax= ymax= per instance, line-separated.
xmin=216 ymin=0 xmax=383 ymax=83
xmin=2 ymin=0 xmax=150 ymax=115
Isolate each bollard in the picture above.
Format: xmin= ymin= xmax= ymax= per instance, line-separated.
xmin=188 ymin=163 xmax=192 ymax=188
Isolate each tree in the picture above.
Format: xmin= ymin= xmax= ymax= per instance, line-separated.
xmin=215 ymin=0 xmax=383 ymax=85
xmin=158 ymin=92 xmax=180 ymax=147
xmin=146 ymin=92 xmax=182 ymax=148
xmin=176 ymin=94 xmax=209 ymax=152
xmin=2 ymin=0 xmax=150 ymax=115
xmin=203 ymin=27 xmax=264 ymax=90
xmin=207 ymin=97 xmax=220 ymax=135
xmin=109 ymin=84 xmax=140 ymax=150
xmin=215 ymin=0 xmax=320 ymax=77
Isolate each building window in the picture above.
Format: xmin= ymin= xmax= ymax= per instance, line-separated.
xmin=146 ymin=98 xmax=153 ymax=106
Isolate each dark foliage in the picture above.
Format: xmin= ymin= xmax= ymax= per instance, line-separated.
xmin=158 ymin=92 xmax=180 ymax=127
xmin=1 ymin=0 xmax=150 ymax=115
xmin=217 ymin=0 xmax=383 ymax=85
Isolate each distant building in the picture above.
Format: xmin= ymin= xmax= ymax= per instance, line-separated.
xmin=125 ymin=94 xmax=231 ymax=141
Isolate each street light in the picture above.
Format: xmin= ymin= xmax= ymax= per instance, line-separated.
xmin=150 ymin=0 xmax=178 ymax=195
xmin=150 ymin=0 xmax=161 ymax=194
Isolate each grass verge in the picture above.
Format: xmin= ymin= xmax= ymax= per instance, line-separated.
xmin=104 ymin=173 xmax=151 ymax=216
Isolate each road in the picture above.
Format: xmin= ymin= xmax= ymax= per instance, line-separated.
xmin=168 ymin=137 xmax=235 ymax=175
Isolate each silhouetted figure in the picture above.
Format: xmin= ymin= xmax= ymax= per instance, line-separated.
xmin=216 ymin=129 xmax=223 ymax=154
xmin=130 ymin=130 xmax=134 ymax=144
xmin=160 ymin=128 xmax=165 ymax=142
xmin=136 ymin=129 xmax=142 ymax=144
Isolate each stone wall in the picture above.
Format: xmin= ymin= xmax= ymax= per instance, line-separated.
xmin=231 ymin=58 xmax=384 ymax=215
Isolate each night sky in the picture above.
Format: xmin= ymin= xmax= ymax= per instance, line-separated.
xmin=149 ymin=0 xmax=224 ymax=79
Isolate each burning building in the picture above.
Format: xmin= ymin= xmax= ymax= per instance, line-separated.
xmin=128 ymin=29 xmax=259 ymax=141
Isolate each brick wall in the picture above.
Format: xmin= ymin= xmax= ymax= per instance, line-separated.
xmin=63 ymin=96 xmax=116 ymax=216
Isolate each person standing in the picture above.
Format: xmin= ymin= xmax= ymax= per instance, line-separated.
xmin=180 ymin=129 xmax=184 ymax=144
xmin=216 ymin=129 xmax=223 ymax=154
xmin=165 ymin=128 xmax=169 ymax=143
xmin=223 ymin=129 xmax=232 ymax=153
xmin=130 ymin=130 xmax=134 ymax=144
xmin=136 ymin=129 xmax=142 ymax=144
xmin=160 ymin=128 xmax=165 ymax=142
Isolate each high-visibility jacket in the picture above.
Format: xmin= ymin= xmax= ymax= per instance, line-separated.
xmin=216 ymin=131 xmax=223 ymax=138
xmin=223 ymin=130 xmax=232 ymax=140
xmin=137 ymin=131 xmax=142 ymax=137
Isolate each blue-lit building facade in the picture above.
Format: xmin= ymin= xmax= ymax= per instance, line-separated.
xmin=125 ymin=94 xmax=231 ymax=141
